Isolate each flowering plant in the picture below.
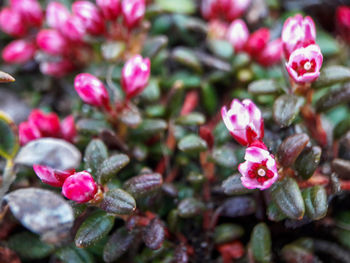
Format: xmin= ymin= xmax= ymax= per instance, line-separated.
xmin=0 ymin=1 xmax=350 ymax=262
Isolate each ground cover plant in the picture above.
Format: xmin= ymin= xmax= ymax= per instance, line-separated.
xmin=0 ymin=0 xmax=350 ymax=262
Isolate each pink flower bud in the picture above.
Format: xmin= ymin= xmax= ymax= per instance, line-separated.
xmin=221 ymin=99 xmax=264 ymax=146
xmin=2 ymin=39 xmax=36 ymax=64
xmin=223 ymin=0 xmax=251 ymax=21
xmin=336 ymin=6 xmax=350 ymax=44
xmin=10 ymin=0 xmax=43 ymax=27
xmin=121 ymin=55 xmax=150 ymax=99
xmin=281 ymin=14 xmax=316 ymax=59
xmin=72 ymin=1 xmax=105 ymax=35
xmin=46 ymin=2 xmax=70 ymax=29
xmin=40 ymin=59 xmax=75 ymax=77
xmin=226 ymin=19 xmax=249 ymax=52
xmin=208 ymin=19 xmax=228 ymax=39
xmin=256 ymin=38 xmax=283 ymax=67
xmin=60 ymin=115 xmax=76 ymax=142
xmin=121 ymin=0 xmax=145 ymax=29
xmin=28 ymin=109 xmax=61 ymax=137
xmin=62 ymin=171 xmax=98 ymax=203
xmin=244 ymin=28 xmax=270 ymax=57
xmin=201 ymin=0 xmax=220 ymax=20
xmin=238 ymin=144 xmax=278 ymax=190
xmin=285 ymin=44 xmax=323 ymax=84
xmin=96 ymin=0 xmax=121 ymax=20
xmin=60 ymin=15 xmax=86 ymax=42
xmin=18 ymin=121 xmax=41 ymax=145
xmin=0 ymin=8 xmax=27 ymax=37
xmin=74 ymin=73 xmax=110 ymax=107
xmin=33 ymin=165 xmax=74 ymax=187
xmin=36 ymin=29 xmax=67 ymax=55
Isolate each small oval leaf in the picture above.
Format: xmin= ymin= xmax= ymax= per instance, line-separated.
xmin=250 ymin=223 xmax=272 ymax=263
xmin=314 ymin=65 xmax=350 ymax=88
xmin=100 ymin=189 xmax=136 ymax=215
xmin=178 ymin=134 xmax=208 ymax=153
xmin=273 ymin=95 xmax=304 ymax=127
xmin=84 ymin=139 xmax=108 ymax=176
xmin=123 ymin=172 xmax=163 ymax=198
xmin=97 ymin=154 xmax=130 ymax=184
xmin=143 ymin=218 xmax=165 ymax=250
xmin=248 ymin=79 xmax=280 ymax=95
xmin=0 ymin=112 xmax=18 ymax=159
xmin=222 ymin=174 xmax=253 ymax=195
xmin=277 ymin=133 xmax=310 ymax=167
xmin=178 ymin=197 xmax=205 ymax=218
xmin=302 ymin=186 xmax=328 ymax=220
xmin=295 ymin=146 xmax=322 ymax=180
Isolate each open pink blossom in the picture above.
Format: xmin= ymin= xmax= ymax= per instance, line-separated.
xmin=46 ymin=2 xmax=70 ymax=29
xmin=28 ymin=109 xmax=61 ymax=138
xmin=121 ymin=55 xmax=150 ymax=99
xmin=256 ymin=38 xmax=283 ymax=67
xmin=121 ymin=0 xmax=145 ymax=29
xmin=2 ymin=39 xmax=36 ymax=64
xmin=226 ymin=19 xmax=249 ymax=52
xmin=281 ymin=14 xmax=316 ymax=59
xmin=62 ymin=171 xmax=98 ymax=203
xmin=238 ymin=144 xmax=278 ymax=190
xmin=36 ymin=29 xmax=67 ymax=56
xmin=286 ymin=44 xmax=323 ymax=84
xmin=74 ymin=73 xmax=110 ymax=108
xmin=72 ymin=1 xmax=105 ymax=35
xmin=96 ymin=0 xmax=121 ymax=20
xmin=18 ymin=121 xmax=41 ymax=145
xmin=33 ymin=165 xmax=74 ymax=187
xmin=221 ymin=99 xmax=264 ymax=146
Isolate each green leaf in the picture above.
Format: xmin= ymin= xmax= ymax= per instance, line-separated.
xmin=267 ymin=202 xmax=287 ymax=222
xmin=295 ymin=146 xmax=322 ymax=180
xmin=101 ymin=41 xmax=125 ymax=61
xmin=155 ymin=0 xmax=195 ymax=14
xmin=277 ymin=133 xmax=310 ymax=167
xmin=222 ymin=174 xmax=254 ymax=195
xmin=100 ymin=189 xmax=136 ymax=215
xmin=314 ymin=65 xmax=350 ymax=89
xmin=273 ymin=95 xmax=304 ymax=127
xmin=136 ymin=118 xmax=168 ymax=135
xmin=56 ymin=246 xmax=94 ymax=263
xmin=123 ymin=172 xmax=163 ymax=198
xmin=201 ymin=83 xmax=218 ymax=115
xmin=142 ymin=36 xmax=168 ymax=59
xmin=302 ymin=186 xmax=328 ymax=220
xmin=271 ymin=177 xmax=305 ymax=220
xmin=75 ymin=211 xmax=115 ymax=248
xmin=316 ymin=30 xmax=340 ymax=57
xmin=207 ymin=39 xmax=233 ymax=59
xmin=177 ymin=197 xmax=205 ymax=218
xmin=103 ymin=227 xmax=135 ymax=262
xmin=250 ymin=223 xmax=272 ymax=263
xmin=316 ymin=84 xmax=350 ymax=112
xmin=97 ymin=154 xmax=130 ymax=184
xmin=8 ymin=232 xmax=54 ymax=260
xmin=214 ymin=224 xmax=244 ymax=244
xmin=140 ymin=78 xmax=161 ymax=102
xmin=172 ymin=47 xmax=202 ymax=73
xmin=212 ymin=145 xmax=237 ymax=168
xmin=175 ymin=112 xmax=205 ymax=126
xmin=248 ymin=79 xmax=281 ymax=95
xmin=84 ymin=139 xmax=108 ymax=176
xmin=0 ymin=111 xmax=18 ymax=159
xmin=178 ymin=134 xmax=208 ymax=153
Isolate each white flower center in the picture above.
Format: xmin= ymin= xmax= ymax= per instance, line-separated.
xmin=304 ymin=61 xmax=312 ymax=71
xmin=257 ymin=168 xmax=266 ymax=177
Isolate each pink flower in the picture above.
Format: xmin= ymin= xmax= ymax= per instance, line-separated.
xmin=72 ymin=1 xmax=105 ymax=35
xmin=18 ymin=121 xmax=41 ymax=145
xmin=226 ymin=19 xmax=249 ymax=52
xmin=2 ymin=39 xmax=36 ymax=64
xmin=201 ymin=0 xmax=220 ymax=20
xmin=10 ymin=0 xmax=43 ymax=27
xmin=28 ymin=109 xmax=61 ymax=137
xmin=60 ymin=15 xmax=86 ymax=43
xmin=96 ymin=0 xmax=121 ymax=20
xmin=238 ymin=144 xmax=278 ymax=190
xmin=285 ymin=44 xmax=323 ymax=84
xmin=60 ymin=115 xmax=76 ymax=143
xmin=40 ymin=59 xmax=75 ymax=77
xmin=33 ymin=165 xmax=74 ymax=187
xmin=62 ymin=171 xmax=98 ymax=203
xmin=281 ymin=14 xmax=316 ymax=59
xmin=256 ymin=38 xmax=283 ymax=67
xmin=244 ymin=28 xmax=270 ymax=57
xmin=0 ymin=8 xmax=27 ymax=37
xmin=336 ymin=6 xmax=350 ymax=44
xmin=121 ymin=0 xmax=145 ymax=29
xmin=221 ymin=99 xmax=264 ymax=146
xmin=74 ymin=73 xmax=110 ymax=108
xmin=36 ymin=29 xmax=67 ymax=55
xmin=121 ymin=55 xmax=151 ymax=99
xmin=46 ymin=2 xmax=70 ymax=29
xmin=223 ymin=0 xmax=251 ymax=21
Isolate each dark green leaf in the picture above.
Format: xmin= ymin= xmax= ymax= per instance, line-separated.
xmin=212 ymin=145 xmax=237 ymax=168
xmin=302 ymin=186 xmax=328 ymax=220
xmin=177 ymin=197 xmax=205 ymax=218
xmin=56 ymin=246 xmax=94 ymax=263
xmin=137 ymin=119 xmax=168 ymax=134
xmin=84 ymin=139 xmax=108 ymax=176
xmin=273 ymin=95 xmax=304 ymax=127
xmin=75 ymin=211 xmax=115 ymax=248
xmin=314 ymin=65 xmax=350 ymax=88
xmin=250 ymin=223 xmax=272 ymax=263
xmin=100 ymin=188 xmax=136 ymax=215
xmin=214 ymin=224 xmax=244 ymax=244
xmin=277 ymin=133 xmax=309 ymax=167
xmin=222 ymin=174 xmax=253 ymax=195
xmin=97 ymin=154 xmax=130 ymax=184
xmin=142 ymin=36 xmax=168 ymax=58
xmin=248 ymin=79 xmax=281 ymax=95
xmin=178 ymin=134 xmax=208 ymax=153
xmin=123 ymin=172 xmax=163 ymax=198
xmin=143 ymin=218 xmax=165 ymax=250
xmin=295 ymin=146 xmax=321 ymax=180
xmin=175 ymin=112 xmax=205 ymax=126
xmin=172 ymin=47 xmax=202 ymax=73
xmin=0 ymin=112 xmax=18 ymax=159
xmin=316 ymin=84 xmax=350 ymax=112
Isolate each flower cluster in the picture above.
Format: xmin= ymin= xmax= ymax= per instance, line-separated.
xmin=19 ymin=109 xmax=76 ymax=146
xmin=203 ymin=0 xmax=282 ymax=67
xmin=74 ymin=54 xmax=150 ymax=108
xmin=34 ymin=165 xmax=98 ymax=203
xmin=282 ymin=14 xmax=323 ymax=84
xmin=222 ymin=99 xmax=278 ymax=190
xmin=0 ymin=0 xmax=146 ymax=77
